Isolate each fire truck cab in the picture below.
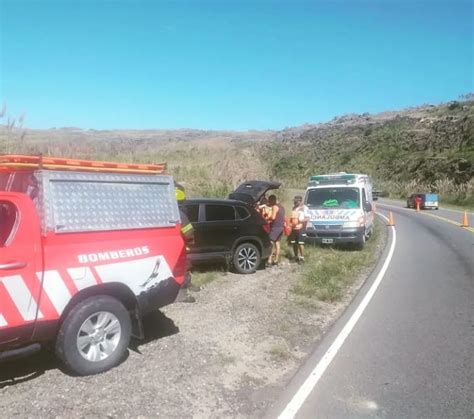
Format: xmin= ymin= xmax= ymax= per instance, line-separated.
xmin=0 ymin=155 xmax=186 ymax=375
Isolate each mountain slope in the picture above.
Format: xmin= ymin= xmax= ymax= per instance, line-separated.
xmin=260 ymin=100 xmax=474 ymax=205
xmin=1 ymin=100 xmax=473 ymax=205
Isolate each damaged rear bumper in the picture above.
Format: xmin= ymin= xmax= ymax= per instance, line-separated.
xmin=137 ymin=277 xmax=181 ymax=314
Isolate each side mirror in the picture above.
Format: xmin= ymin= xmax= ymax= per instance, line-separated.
xmin=364 ymin=202 xmax=372 ymax=212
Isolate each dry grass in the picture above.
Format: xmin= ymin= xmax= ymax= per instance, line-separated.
xmin=293 ymin=219 xmax=382 ymax=302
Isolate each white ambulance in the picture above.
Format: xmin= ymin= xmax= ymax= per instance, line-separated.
xmin=304 ymin=173 xmax=375 ymax=249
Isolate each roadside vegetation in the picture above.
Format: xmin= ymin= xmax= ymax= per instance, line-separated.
xmin=1 ymin=99 xmax=472 ymax=207
xmin=260 ymin=100 xmax=473 ymax=208
xmin=190 ymin=218 xmax=384 ymax=305
xmin=293 ymin=220 xmax=382 ymax=301
xmin=191 ymin=270 xmax=221 ymax=287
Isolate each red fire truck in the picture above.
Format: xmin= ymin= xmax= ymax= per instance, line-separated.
xmin=0 ymin=155 xmax=186 ymax=375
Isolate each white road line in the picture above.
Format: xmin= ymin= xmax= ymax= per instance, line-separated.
xmin=278 ymin=214 xmax=397 ymax=419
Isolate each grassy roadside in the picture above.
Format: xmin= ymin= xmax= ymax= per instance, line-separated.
xmin=191 ymin=270 xmax=221 ymax=287
xmin=292 ymin=219 xmax=384 ymax=302
xmin=190 ymin=217 xmax=385 ymax=305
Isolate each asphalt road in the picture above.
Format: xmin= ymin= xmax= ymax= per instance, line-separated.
xmin=378 ymin=198 xmax=474 ymax=226
xmin=270 ymin=200 xmax=473 ymax=418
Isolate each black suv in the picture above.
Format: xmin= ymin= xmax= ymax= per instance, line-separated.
xmin=179 ymin=181 xmax=280 ymax=274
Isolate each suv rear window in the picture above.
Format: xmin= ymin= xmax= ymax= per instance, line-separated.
xmin=205 ymin=204 xmax=236 ymax=221
xmin=181 ymin=204 xmax=199 ymax=222
xmin=236 ymin=206 xmax=250 ymax=220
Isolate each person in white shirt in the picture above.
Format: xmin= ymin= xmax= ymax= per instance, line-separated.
xmin=289 ymin=195 xmax=310 ymax=263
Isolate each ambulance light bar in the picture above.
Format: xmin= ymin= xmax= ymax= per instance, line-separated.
xmin=308 ymin=173 xmax=357 ymax=186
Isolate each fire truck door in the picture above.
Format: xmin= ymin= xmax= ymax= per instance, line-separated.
xmin=0 ymin=195 xmax=42 ymax=344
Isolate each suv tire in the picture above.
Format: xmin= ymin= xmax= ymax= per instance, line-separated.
xmin=233 ymin=243 xmax=261 ymax=274
xmin=55 ymin=295 xmax=131 ymax=376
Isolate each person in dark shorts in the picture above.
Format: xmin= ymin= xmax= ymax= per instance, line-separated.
xmin=268 ymin=194 xmax=285 ymax=266
xmin=289 ymin=195 xmax=310 ymax=263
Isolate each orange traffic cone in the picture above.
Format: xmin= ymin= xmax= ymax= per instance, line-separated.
xmin=416 ymin=202 xmax=420 ymax=212
xmin=461 ymin=211 xmax=470 ymax=228
xmin=387 ymin=211 xmax=395 ymax=226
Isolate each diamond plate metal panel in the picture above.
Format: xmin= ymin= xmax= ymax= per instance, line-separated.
xmin=34 ymin=171 xmax=179 ymax=233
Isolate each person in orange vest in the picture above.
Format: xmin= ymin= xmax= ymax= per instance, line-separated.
xmin=289 ymin=195 xmax=310 ymax=263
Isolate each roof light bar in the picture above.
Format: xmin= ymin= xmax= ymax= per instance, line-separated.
xmin=0 ymin=155 xmax=166 ymax=174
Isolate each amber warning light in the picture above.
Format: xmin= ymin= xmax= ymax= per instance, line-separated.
xmin=0 ymin=155 xmax=167 ymax=174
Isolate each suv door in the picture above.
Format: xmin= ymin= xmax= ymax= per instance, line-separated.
xmin=201 ymin=204 xmax=240 ymax=254
xmin=0 ymin=195 xmax=42 ymax=345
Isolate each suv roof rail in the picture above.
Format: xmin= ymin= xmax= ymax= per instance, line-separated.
xmin=0 ymin=154 xmax=166 ymax=174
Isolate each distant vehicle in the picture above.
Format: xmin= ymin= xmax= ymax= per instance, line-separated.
xmin=179 ymin=181 xmax=280 ymax=274
xmin=304 ymin=173 xmax=374 ymax=249
xmin=0 ymin=155 xmax=186 ymax=376
xmin=407 ymin=193 xmax=439 ymax=210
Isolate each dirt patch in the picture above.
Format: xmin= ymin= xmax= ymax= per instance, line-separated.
xmin=0 ymin=225 xmax=387 ymax=418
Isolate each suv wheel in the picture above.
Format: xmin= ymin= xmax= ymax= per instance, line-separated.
xmin=233 ymin=243 xmax=260 ymax=274
xmin=55 ymin=295 xmax=131 ymax=376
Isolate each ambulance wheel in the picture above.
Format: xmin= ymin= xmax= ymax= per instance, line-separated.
xmin=233 ymin=243 xmax=261 ymax=274
xmin=55 ymin=295 xmax=131 ymax=376
xmin=355 ymin=233 xmax=366 ymax=250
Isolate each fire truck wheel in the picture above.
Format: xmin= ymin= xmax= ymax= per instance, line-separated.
xmin=233 ymin=243 xmax=261 ymax=274
xmin=55 ymin=295 xmax=132 ymax=376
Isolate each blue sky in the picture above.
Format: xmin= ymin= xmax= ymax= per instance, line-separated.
xmin=0 ymin=0 xmax=472 ymax=130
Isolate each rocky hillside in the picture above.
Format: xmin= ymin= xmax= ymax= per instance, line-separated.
xmin=1 ymin=99 xmax=473 ymax=205
xmin=261 ymin=100 xmax=474 ymax=205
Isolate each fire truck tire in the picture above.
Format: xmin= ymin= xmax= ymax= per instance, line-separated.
xmin=55 ymin=295 xmax=132 ymax=376
xmin=233 ymin=243 xmax=261 ymax=274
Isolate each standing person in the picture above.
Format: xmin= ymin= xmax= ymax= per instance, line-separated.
xmin=175 ymin=182 xmax=198 ymax=303
xmin=290 ymin=195 xmax=310 ymax=263
xmin=268 ymin=194 xmax=285 ymax=266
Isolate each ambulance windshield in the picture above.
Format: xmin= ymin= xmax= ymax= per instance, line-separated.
xmin=306 ymin=187 xmax=360 ymax=209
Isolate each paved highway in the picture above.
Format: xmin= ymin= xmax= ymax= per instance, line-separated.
xmin=378 ymin=198 xmax=474 ymax=227
xmin=269 ymin=200 xmax=473 ymax=418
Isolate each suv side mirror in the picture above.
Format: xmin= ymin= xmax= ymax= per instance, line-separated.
xmin=364 ymin=202 xmax=372 ymax=212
